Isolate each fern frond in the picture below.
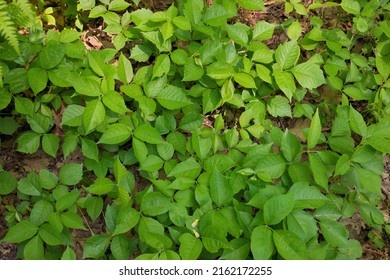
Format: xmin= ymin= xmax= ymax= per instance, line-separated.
xmin=0 ymin=9 xmax=19 ymax=53
xmin=12 ymin=0 xmax=36 ymax=27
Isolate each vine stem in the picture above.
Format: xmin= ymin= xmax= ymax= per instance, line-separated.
xmin=79 ymin=207 xmax=94 ymax=236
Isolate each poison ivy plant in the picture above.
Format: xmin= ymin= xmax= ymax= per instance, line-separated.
xmin=0 ymin=0 xmax=389 ymax=260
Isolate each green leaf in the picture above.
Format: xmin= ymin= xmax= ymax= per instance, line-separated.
xmin=281 ymin=130 xmax=302 ymax=162
xmin=221 ymin=238 xmax=250 ymax=260
xmin=61 ymin=247 xmax=77 ymax=260
xmin=61 ymin=211 xmax=86 ymax=230
xmin=85 ymin=177 xmax=114 ymax=195
xmin=42 ymin=133 xmax=59 ymax=158
xmin=349 ymin=106 xmax=367 ymax=137
xmin=210 ymin=168 xmax=233 ymax=207
xmin=183 ymin=0 xmax=203 ymax=25
xmin=0 ymin=117 xmax=20 ymax=135
xmin=206 ymin=62 xmax=235 ymax=80
xmin=273 ymin=67 xmax=295 ymax=100
xmin=256 ymin=64 xmax=272 ymax=84
xmin=264 ymin=193 xmax=295 ymax=225
xmin=153 ymin=54 xmax=171 ymax=78
xmin=275 ymin=40 xmax=300 ymax=69
xmin=168 ymin=157 xmax=202 ymax=179
xmin=24 ymin=235 xmax=44 ymax=260
xmin=59 ymin=163 xmax=83 ymax=186
xmin=26 ymin=112 xmax=52 ymax=134
xmin=142 ymin=232 xmax=173 ymax=249
xmin=85 ymin=196 xmax=104 ymax=221
xmin=130 ymin=44 xmax=152 ymax=62
xmin=267 ymin=96 xmax=292 ymax=117
xmin=17 ymin=173 xmax=41 ymax=196
xmin=79 ymin=0 xmax=95 ymax=10
xmin=183 ymin=59 xmax=204 ymax=82
xmin=340 ymin=0 xmax=360 ymax=15
xmin=335 ymin=154 xmax=351 ymax=176
xmin=172 ymin=16 xmax=191 ymax=30
xmin=288 ymin=182 xmax=328 ymax=209
xmin=73 ymin=76 xmax=102 ymax=97
xmin=59 ymin=28 xmax=82 ymax=43
xmin=234 ymin=72 xmax=256 ymax=88
xmin=156 ymin=85 xmax=191 ymax=110
xmin=81 ymin=138 xmax=99 ymax=161
xmin=102 ymin=90 xmax=129 ymax=114
xmin=141 ymin=192 xmax=170 ymax=216
xmin=0 ymin=171 xmax=17 ymax=195
xmin=237 ymin=0 xmax=265 ymax=10
xmin=132 ymin=137 xmax=148 ymax=163
xmin=307 ymin=108 xmax=321 ymax=149
xmin=226 ymin=23 xmax=249 ymax=46
xmin=56 ymin=189 xmax=80 ymax=212
xmin=39 ymin=42 xmax=67 ymax=69
xmin=27 ymin=68 xmax=47 ymax=94
xmin=273 ymin=230 xmax=308 ymax=259
xmin=87 ymin=51 xmax=106 ymax=77
xmin=202 ymin=225 xmax=231 ymax=253
xmin=110 ymin=235 xmax=131 ymax=260
xmin=109 ymin=0 xmax=130 ymax=11
xmin=357 ymin=168 xmax=381 ymax=194
xmin=320 ymin=220 xmax=349 ymax=246
xmin=83 ymin=99 xmax=105 ymax=133
xmin=39 ymin=169 xmax=58 ymax=190
xmin=157 ymin=142 xmax=174 ymax=161
xmin=17 ymin=132 xmax=41 ymax=154
xmin=140 ymin=155 xmax=164 ymax=172
xmin=2 ymin=221 xmax=38 ymax=243
xmin=337 ymin=239 xmax=362 ymax=260
xmin=255 ymin=154 xmax=286 ymax=181
xmin=292 ymin=61 xmax=326 ymax=89
xmin=30 ymin=200 xmax=53 ymax=226
xmin=63 ymin=133 xmax=79 ymax=160
xmin=287 ymin=211 xmax=318 ymax=243
xmin=62 ymin=105 xmax=84 ymax=127
xmin=202 ymin=4 xmax=231 ymax=27
xmin=253 ymin=20 xmax=274 ymax=40
xmin=14 ymin=96 xmax=34 ymax=116
xmin=287 ymin=20 xmax=302 ymax=40
xmin=134 ymin=124 xmax=164 ymax=144
xmin=0 ymin=88 xmax=11 ymax=110
xmin=113 ymin=204 xmax=140 ymax=236
xmin=170 ymin=49 xmax=189 ymax=65
xmin=117 ymin=53 xmax=133 ymax=84
xmin=309 ymin=153 xmax=328 ymax=190
xmin=179 ymin=233 xmax=203 ymax=260
xmin=251 ymin=225 xmax=274 ymax=259
xmin=99 ymin=123 xmax=132 ymax=144
xmin=39 ymin=224 xmax=64 ymax=246
xmin=83 ymin=235 xmax=111 ymax=259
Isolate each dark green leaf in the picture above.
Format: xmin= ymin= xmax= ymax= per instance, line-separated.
xmin=24 ymin=235 xmax=44 ymax=260
xmin=0 ymin=171 xmax=17 ymax=195
xmin=83 ymin=235 xmax=111 ymax=259
xmin=134 ymin=124 xmax=164 ymax=144
xmin=264 ymin=193 xmax=295 ymax=225
xmin=273 ymin=230 xmax=308 ymax=259
xmin=141 ymin=192 xmax=170 ymax=216
xmin=85 ymin=177 xmax=114 ymax=195
xmin=210 ymin=168 xmax=233 ymax=207
xmin=251 ymin=225 xmax=274 ymax=259
xmin=59 ymin=164 xmax=83 ymax=186
xmin=320 ymin=219 xmax=349 ymax=246
xmin=2 ymin=221 xmax=38 ymax=243
xmin=179 ymin=233 xmax=203 ymax=260
xmin=30 ymin=200 xmax=53 ymax=226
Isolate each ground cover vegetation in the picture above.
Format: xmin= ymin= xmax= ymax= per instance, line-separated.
xmin=0 ymin=0 xmax=390 ymax=260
